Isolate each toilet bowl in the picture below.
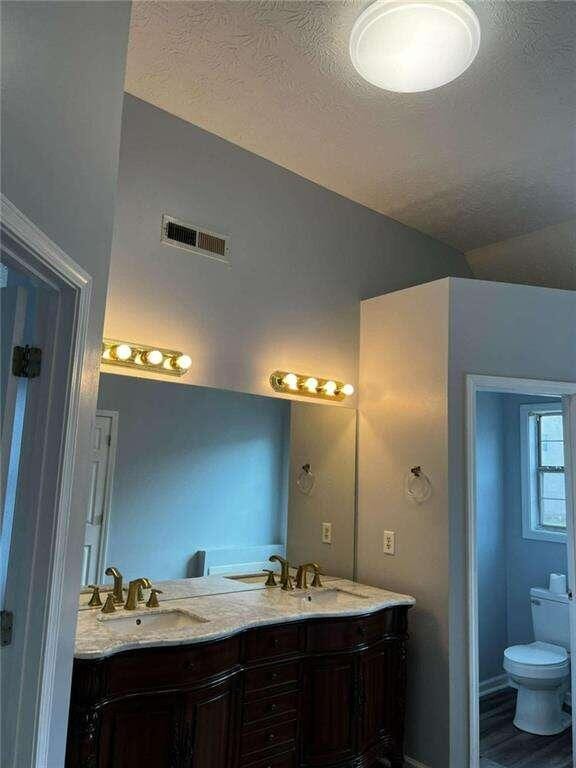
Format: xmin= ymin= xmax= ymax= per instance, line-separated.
xmin=503 ymin=641 xmax=571 ymax=735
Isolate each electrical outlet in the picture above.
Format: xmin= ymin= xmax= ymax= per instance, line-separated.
xmin=383 ymin=530 xmax=395 ymax=555
xmin=321 ymin=522 xmax=332 ymax=544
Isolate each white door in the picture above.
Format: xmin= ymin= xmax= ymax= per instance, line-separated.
xmin=562 ymin=394 xmax=576 ymax=758
xmin=82 ymin=412 xmax=117 ymax=585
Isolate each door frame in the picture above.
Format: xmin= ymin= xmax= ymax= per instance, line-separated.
xmin=94 ymin=409 xmax=119 ymax=583
xmin=1 ymin=195 xmax=92 ymax=767
xmin=466 ymin=374 xmax=576 ymax=767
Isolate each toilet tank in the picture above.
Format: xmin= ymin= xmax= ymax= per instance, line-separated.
xmin=531 ymin=587 xmax=571 ymax=649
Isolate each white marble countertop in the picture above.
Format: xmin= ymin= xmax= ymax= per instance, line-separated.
xmin=75 ymin=577 xmax=415 ymax=659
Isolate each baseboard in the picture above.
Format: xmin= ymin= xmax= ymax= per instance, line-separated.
xmin=479 ymin=673 xmax=510 ymax=698
xmin=405 ymin=757 xmax=431 ymax=768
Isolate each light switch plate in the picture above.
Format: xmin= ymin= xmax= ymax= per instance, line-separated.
xmin=321 ymin=522 xmax=332 ymax=544
xmin=383 ymin=530 xmax=395 ymax=555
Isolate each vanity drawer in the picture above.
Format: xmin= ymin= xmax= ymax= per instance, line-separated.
xmin=242 ymin=750 xmax=297 ymax=768
xmin=244 ymin=660 xmax=300 ymax=697
xmin=106 ymin=637 xmax=240 ymax=696
xmin=240 ymin=720 xmax=297 ymax=763
xmin=244 ymin=624 xmax=305 ymax=662
xmin=307 ymin=612 xmax=384 ymax=653
xmin=243 ymin=690 xmax=299 ymax=727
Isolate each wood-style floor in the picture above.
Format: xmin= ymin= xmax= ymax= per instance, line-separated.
xmin=479 ymin=689 xmax=572 ymax=768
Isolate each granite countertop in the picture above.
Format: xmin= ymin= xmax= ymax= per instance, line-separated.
xmin=75 ymin=577 xmax=415 ymax=659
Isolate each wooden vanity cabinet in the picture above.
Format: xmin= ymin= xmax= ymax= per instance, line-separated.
xmin=66 ymin=606 xmax=409 ymax=768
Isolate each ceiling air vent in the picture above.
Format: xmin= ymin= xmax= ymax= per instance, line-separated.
xmin=161 ymin=214 xmax=230 ymax=265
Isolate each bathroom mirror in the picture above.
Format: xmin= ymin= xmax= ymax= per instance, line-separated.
xmin=79 ymin=372 xmax=356 ymax=601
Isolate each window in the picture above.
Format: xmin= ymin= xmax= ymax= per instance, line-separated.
xmin=521 ymin=403 xmax=566 ymax=542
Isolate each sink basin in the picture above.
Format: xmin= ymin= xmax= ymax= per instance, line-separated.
xmin=99 ymin=609 xmax=209 ymax=636
xmin=288 ymin=588 xmax=371 ymax=607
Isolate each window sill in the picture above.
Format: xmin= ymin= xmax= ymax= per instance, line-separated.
xmin=522 ymin=526 xmax=567 ymax=544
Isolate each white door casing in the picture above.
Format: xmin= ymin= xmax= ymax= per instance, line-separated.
xmin=82 ymin=411 xmax=118 ymax=585
xmin=0 ymin=196 xmax=92 ymax=768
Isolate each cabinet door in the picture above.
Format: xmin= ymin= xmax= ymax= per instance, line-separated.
xmin=358 ymin=641 xmax=406 ymax=754
xmin=98 ymin=692 xmax=185 ymax=768
xmin=185 ymin=679 xmax=238 ymax=768
xmin=301 ymin=656 xmax=356 ymax=765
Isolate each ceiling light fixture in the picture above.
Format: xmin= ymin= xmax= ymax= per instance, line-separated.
xmin=349 ymin=0 xmax=481 ymax=93
xmin=102 ymin=339 xmax=192 ymax=377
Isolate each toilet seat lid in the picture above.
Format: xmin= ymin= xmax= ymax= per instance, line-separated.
xmin=504 ymin=641 xmax=568 ymax=667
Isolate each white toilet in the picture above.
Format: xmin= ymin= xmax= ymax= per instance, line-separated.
xmin=503 ymin=587 xmax=571 ymax=736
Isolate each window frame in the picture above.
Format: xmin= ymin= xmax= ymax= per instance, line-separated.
xmin=521 ymin=402 xmax=567 ymax=542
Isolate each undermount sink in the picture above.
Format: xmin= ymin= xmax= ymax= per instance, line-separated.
xmin=288 ymin=587 xmax=371 ymax=607
xmin=99 ymin=609 xmax=209 ymax=636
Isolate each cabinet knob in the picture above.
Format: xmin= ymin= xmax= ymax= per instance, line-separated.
xmin=271 ymin=672 xmax=278 ymax=680
xmin=268 ymin=732 xmax=276 ymax=742
xmin=271 ymin=637 xmax=280 ymax=648
xmin=358 ymin=625 xmax=366 ymax=637
xmin=184 ymin=660 xmax=195 ymax=670
xmin=270 ymin=703 xmax=278 ymax=713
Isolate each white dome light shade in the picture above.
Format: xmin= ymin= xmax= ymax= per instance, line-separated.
xmin=350 ymin=0 xmax=480 ymax=93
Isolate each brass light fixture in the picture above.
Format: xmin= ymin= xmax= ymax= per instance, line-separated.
xmin=102 ymin=339 xmax=192 ymax=377
xmin=269 ymin=370 xmax=355 ymax=401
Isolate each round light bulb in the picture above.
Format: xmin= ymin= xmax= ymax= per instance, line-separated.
xmin=305 ymin=377 xmax=319 ymax=393
xmin=350 ymin=0 xmax=481 ymax=93
xmin=323 ymin=380 xmax=338 ymax=396
xmin=145 ymin=349 xmax=164 ymax=366
xmin=283 ymin=373 xmax=299 ymax=391
xmin=174 ymin=354 xmax=192 ymax=371
xmin=341 ymin=384 xmax=355 ymax=396
xmin=113 ymin=344 xmax=132 ymax=362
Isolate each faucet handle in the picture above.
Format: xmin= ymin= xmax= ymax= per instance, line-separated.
xmin=87 ymin=585 xmax=103 ymax=608
xmin=101 ymin=594 xmax=116 ymax=613
xmin=311 ymin=566 xmax=323 ymax=588
xmin=262 ymin=569 xmax=278 ymax=587
xmin=146 ymin=589 xmax=163 ymax=608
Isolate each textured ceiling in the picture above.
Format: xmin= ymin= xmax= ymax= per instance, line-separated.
xmin=125 ymin=1 xmax=576 ymax=253
xmin=466 ymin=218 xmax=576 ymax=290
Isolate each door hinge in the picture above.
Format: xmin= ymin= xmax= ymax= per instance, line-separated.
xmin=12 ymin=345 xmax=42 ymax=379
xmin=1 ymin=610 xmax=14 ymax=646
xmin=107 ymin=434 xmax=112 ymax=447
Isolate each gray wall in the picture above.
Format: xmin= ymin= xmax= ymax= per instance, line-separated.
xmin=97 ymin=373 xmax=290 ymax=582
xmin=287 ymin=402 xmax=356 ymax=579
xmin=1 ymin=2 xmax=131 ymax=764
xmin=105 ymin=94 xmax=471 ymax=401
xmin=476 ymin=392 xmax=507 ymax=683
xmin=448 ymin=278 xmax=576 ymax=767
xmin=358 ymin=279 xmax=451 ymax=767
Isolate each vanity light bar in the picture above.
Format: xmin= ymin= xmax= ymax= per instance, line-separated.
xmin=101 ymin=339 xmax=192 ymax=377
xmin=270 ymin=370 xmax=355 ymax=401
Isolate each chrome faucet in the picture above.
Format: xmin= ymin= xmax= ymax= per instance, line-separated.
xmin=269 ymin=555 xmax=293 ymax=591
xmin=296 ymin=562 xmax=322 ymax=590
xmin=105 ymin=566 xmax=124 ymax=604
xmin=124 ymin=578 xmax=152 ymax=610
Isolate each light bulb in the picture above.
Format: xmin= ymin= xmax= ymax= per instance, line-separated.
xmin=323 ymin=380 xmax=337 ymax=396
xmin=341 ymin=384 xmax=355 ymax=396
xmin=283 ymin=373 xmax=299 ymax=390
xmin=113 ymin=344 xmax=132 ymax=362
xmin=305 ymin=377 xmax=319 ymax=393
xmin=174 ymin=354 xmax=192 ymax=371
xmin=144 ymin=349 xmax=163 ymax=366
